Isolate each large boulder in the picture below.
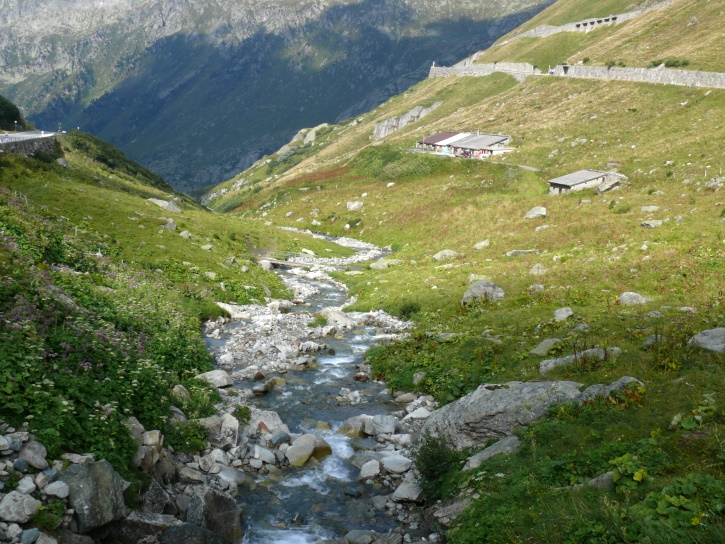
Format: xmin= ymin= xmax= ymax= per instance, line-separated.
xmin=319 ymin=309 xmax=358 ymax=330
xmin=59 ymin=460 xmax=130 ymax=533
xmin=421 ymin=381 xmax=582 ymax=449
xmin=104 ymin=511 xmax=181 ymax=544
xmin=688 ymin=328 xmax=725 ymax=353
xmin=285 ymin=434 xmax=332 ymax=467
xmin=159 ymin=524 xmax=230 ymax=544
xmin=461 ymin=280 xmax=505 ymax=305
xmin=187 ymin=488 xmax=241 ymax=543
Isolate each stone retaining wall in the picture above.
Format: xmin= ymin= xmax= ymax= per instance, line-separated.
xmin=430 ymin=63 xmax=540 ymax=82
xmin=0 ymin=135 xmax=56 ymax=157
xmin=499 ymin=0 xmax=674 ymax=45
xmin=553 ymin=64 xmax=725 ymax=89
xmin=429 ymin=62 xmax=725 ymax=90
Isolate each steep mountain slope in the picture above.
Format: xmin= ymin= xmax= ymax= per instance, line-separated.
xmin=0 ymin=94 xmax=351 ymax=480
xmin=0 ymin=0 xmax=552 ymax=191
xmin=476 ymin=0 xmax=724 ymax=71
xmin=198 ymin=2 xmax=725 ymax=541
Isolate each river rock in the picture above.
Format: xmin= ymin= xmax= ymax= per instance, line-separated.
xmin=618 ymin=292 xmax=652 ymax=305
xmin=195 ymin=370 xmax=232 ymax=388
xmin=253 ymin=445 xmax=277 ymax=465
xmin=344 ymin=530 xmax=379 ymax=544
xmin=688 ymin=328 xmax=725 ymax=352
xmin=178 ymin=467 xmax=206 ymax=485
xmin=524 ymin=206 xmax=546 ymax=219
xmin=159 ymin=523 xmax=230 ymax=544
xmin=461 ymin=280 xmax=505 ymax=305
xmin=391 ymin=474 xmax=424 ymax=503
xmin=359 ymin=460 xmax=381 ymax=481
xmin=381 ymin=455 xmax=412 ymax=474
xmin=463 ymin=436 xmax=520 ymax=471
xmin=0 ymin=491 xmax=41 ymax=523
xmin=44 ymin=481 xmax=70 ymax=499
xmin=320 ymin=309 xmax=357 ymax=330
xmin=20 ymin=441 xmax=49 ymax=470
xmin=422 ymin=381 xmax=583 ymax=449
xmin=59 ymin=460 xmax=129 ymax=533
xmin=432 ymin=250 xmax=460 ymax=262
xmin=109 ymin=511 xmax=181 ymax=543
xmin=371 ymin=415 xmax=397 ymax=436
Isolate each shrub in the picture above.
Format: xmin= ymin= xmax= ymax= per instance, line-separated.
xmin=233 ymin=405 xmax=251 ymax=425
xmin=164 ymin=421 xmax=207 ymax=454
xmin=398 ymin=299 xmax=421 ymax=319
xmin=414 ymin=430 xmax=464 ymax=501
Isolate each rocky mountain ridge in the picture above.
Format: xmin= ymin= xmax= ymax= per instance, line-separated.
xmin=0 ymin=0 xmax=550 ymax=191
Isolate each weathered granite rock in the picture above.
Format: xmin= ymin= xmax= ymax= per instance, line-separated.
xmin=347 ymin=201 xmax=364 ymax=211
xmin=529 ymin=263 xmax=547 ymax=276
xmin=540 ymin=347 xmax=621 ymax=374
xmin=529 ymin=338 xmax=561 ymax=357
xmin=20 ymin=441 xmax=49 ymax=470
xmin=371 ymin=415 xmax=397 ymax=436
xmin=359 ymin=460 xmax=381 ymax=481
xmin=380 ymin=455 xmax=412 ymax=474
xmin=463 ymin=436 xmax=520 ymax=471
xmin=432 ymin=250 xmax=460 ymax=262
xmin=44 ymin=481 xmax=70 ymax=499
xmin=143 ymin=480 xmax=171 ymax=514
xmin=159 ymin=523 xmax=230 ymax=544
xmin=107 ymin=511 xmax=181 ymax=544
xmin=195 ymin=370 xmax=232 ymax=388
xmin=524 ymin=206 xmax=546 ymax=219
xmin=148 ymin=199 xmax=180 ymax=213
xmin=473 ymin=240 xmax=490 ymax=250
xmin=618 ymin=292 xmax=652 ymax=305
xmin=422 ymin=381 xmax=583 ymax=449
xmin=688 ymin=328 xmax=725 ymax=352
xmin=554 ymin=307 xmax=574 ymax=321
xmin=59 ymin=460 xmax=130 ymax=533
xmin=187 ymin=488 xmax=241 ymax=543
xmin=578 ymin=376 xmax=643 ymax=402
xmin=0 ymin=491 xmax=41 ymax=523
xmin=461 ymin=280 xmax=505 ymax=305
xmin=391 ymin=474 xmax=424 ymax=503
xmin=320 ymin=309 xmax=357 ymax=330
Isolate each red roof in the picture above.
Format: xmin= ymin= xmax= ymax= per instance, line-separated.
xmin=420 ymin=132 xmax=460 ymax=145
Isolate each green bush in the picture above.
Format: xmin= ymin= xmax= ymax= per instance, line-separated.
xmin=414 ymin=430 xmax=464 ymax=501
xmin=164 ymin=421 xmax=207 ymax=454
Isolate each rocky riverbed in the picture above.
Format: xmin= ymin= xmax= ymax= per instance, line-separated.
xmin=201 ymin=260 xmax=445 ymax=544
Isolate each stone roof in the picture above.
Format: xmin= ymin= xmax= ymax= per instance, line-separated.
xmin=548 ymin=169 xmax=607 ymax=187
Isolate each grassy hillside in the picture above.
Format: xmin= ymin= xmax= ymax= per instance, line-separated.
xmin=0 ymin=127 xmax=352 ymax=480
xmin=477 ymin=0 xmax=724 ymax=72
xmin=201 ymin=1 xmax=725 ymax=537
xmin=499 ymin=0 xmax=663 ymax=38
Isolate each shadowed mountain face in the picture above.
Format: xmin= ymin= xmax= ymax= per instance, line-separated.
xmin=0 ymin=0 xmax=550 ymax=192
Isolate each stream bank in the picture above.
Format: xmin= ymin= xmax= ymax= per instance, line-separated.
xmin=201 ymin=244 xmax=441 ymax=543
